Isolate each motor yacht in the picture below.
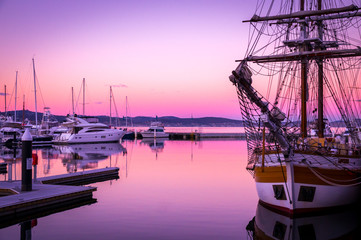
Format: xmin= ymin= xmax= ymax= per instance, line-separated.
xmin=140 ymin=122 xmax=169 ymax=138
xmin=53 ymin=117 xmax=125 ymax=144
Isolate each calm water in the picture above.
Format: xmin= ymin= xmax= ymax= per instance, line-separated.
xmin=0 ymin=135 xmax=360 ymax=239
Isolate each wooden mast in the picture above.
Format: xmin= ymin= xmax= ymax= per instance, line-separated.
xmin=300 ymin=0 xmax=308 ymax=138
xmin=317 ymin=0 xmax=324 ymax=138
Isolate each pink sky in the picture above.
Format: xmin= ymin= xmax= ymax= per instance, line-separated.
xmin=0 ymin=0 xmax=256 ymax=119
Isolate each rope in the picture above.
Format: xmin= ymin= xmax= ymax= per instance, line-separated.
xmin=303 ymin=160 xmax=361 ymax=187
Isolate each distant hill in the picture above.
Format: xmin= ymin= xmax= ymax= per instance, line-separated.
xmin=1 ymin=110 xmax=244 ymax=127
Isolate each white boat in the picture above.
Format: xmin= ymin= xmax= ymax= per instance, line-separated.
xmin=230 ymin=1 xmax=361 ymax=215
xmin=141 ymin=121 xmax=169 ymax=138
xmin=53 ymin=117 xmax=125 ymax=144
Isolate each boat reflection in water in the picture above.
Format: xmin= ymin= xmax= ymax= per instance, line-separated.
xmin=140 ymin=138 xmax=165 ymax=160
xmin=247 ymin=202 xmax=361 ymax=240
xmin=140 ymin=139 xmax=165 ymax=152
xmin=54 ymin=143 xmax=126 ymax=173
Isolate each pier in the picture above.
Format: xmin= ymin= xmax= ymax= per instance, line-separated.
xmin=0 ymin=181 xmax=96 ymax=222
xmin=38 ymin=167 xmax=120 ymax=185
xmin=168 ymin=132 xmax=246 ymax=140
xmin=0 ymin=167 xmax=119 ymax=227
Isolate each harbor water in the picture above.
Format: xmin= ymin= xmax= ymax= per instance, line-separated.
xmin=0 ymin=130 xmax=360 ymax=239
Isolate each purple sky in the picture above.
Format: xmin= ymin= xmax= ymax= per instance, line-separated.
xmin=0 ymin=0 xmax=256 ymax=119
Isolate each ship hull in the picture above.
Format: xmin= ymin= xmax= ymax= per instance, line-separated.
xmin=254 ymin=153 xmax=361 ymax=215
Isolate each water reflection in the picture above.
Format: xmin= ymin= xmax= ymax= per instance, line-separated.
xmin=0 ymin=142 xmax=127 ymax=181
xmin=0 ymin=198 xmax=97 ymax=239
xmin=140 ymin=139 xmax=165 ymax=160
xmin=247 ymin=203 xmax=361 ymax=239
xmin=0 ymin=140 xmax=251 ymax=239
xmin=140 ymin=139 xmax=165 ymax=152
xmin=54 ymin=143 xmax=126 ymax=173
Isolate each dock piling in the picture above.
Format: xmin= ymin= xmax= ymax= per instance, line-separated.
xmin=21 ymin=128 xmax=33 ymax=191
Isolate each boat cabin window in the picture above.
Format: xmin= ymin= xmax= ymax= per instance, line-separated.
xmin=85 ymin=130 xmax=105 ymax=133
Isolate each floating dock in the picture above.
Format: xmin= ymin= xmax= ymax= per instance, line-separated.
xmin=0 ymin=181 xmax=96 ymax=221
xmin=38 ymin=167 xmax=120 ymax=185
xmin=168 ymin=132 xmax=246 ymax=140
xmin=0 ymin=167 xmax=119 ymax=226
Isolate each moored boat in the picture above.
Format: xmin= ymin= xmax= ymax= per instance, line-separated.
xmin=140 ymin=121 xmax=169 ymax=138
xmin=53 ymin=117 xmax=125 ymax=144
xmin=230 ymin=0 xmax=361 ymax=215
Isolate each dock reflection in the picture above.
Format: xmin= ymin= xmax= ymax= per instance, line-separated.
xmin=246 ymin=203 xmax=361 ymax=239
xmin=0 ymin=198 xmax=97 ymax=239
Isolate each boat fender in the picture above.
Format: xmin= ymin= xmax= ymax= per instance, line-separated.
xmin=32 ymin=153 xmax=38 ymax=165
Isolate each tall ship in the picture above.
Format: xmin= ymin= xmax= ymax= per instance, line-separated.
xmin=230 ymin=0 xmax=361 ymax=214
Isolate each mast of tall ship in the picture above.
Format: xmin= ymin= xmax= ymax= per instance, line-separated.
xmin=300 ymin=0 xmax=308 ymax=138
xmin=317 ymin=0 xmax=324 ymax=138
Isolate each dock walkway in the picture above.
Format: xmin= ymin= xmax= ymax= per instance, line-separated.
xmin=0 ymin=181 xmax=95 ymax=219
xmin=168 ymin=132 xmax=246 ymax=140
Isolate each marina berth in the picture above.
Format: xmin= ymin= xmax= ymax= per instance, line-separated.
xmin=230 ymin=0 xmax=361 ymax=214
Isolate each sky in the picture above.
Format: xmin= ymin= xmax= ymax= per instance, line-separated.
xmin=0 ymin=0 xmax=255 ymax=119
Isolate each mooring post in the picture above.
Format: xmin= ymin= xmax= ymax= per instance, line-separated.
xmin=20 ymin=220 xmax=32 ymax=240
xmin=21 ymin=128 xmax=33 ymax=191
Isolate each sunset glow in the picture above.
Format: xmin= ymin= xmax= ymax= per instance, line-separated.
xmin=0 ymin=0 xmax=258 ymax=119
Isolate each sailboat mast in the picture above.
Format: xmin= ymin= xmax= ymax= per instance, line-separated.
xmin=110 ymin=86 xmax=112 ymax=126
xmin=22 ymin=95 xmax=25 ymax=125
xmin=4 ymin=85 xmax=6 ymax=116
xmin=300 ymin=0 xmax=308 ymax=138
xmin=317 ymin=0 xmax=324 ymax=138
xmin=71 ymin=87 xmax=75 ymax=115
xmin=125 ymin=96 xmax=128 ymax=128
xmin=83 ymin=78 xmax=85 ymax=116
xmin=32 ymin=58 xmax=38 ymax=126
xmin=15 ymin=71 xmax=18 ymax=122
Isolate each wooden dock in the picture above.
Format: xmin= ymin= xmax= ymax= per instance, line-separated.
xmin=0 ymin=167 xmax=119 ymax=226
xmin=38 ymin=167 xmax=120 ymax=185
xmin=0 ymin=181 xmax=96 ymax=221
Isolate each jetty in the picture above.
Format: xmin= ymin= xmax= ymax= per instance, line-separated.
xmin=168 ymin=132 xmax=246 ymax=140
xmin=38 ymin=167 xmax=119 ymax=185
xmin=0 ymin=167 xmax=119 ymax=227
xmin=0 ymin=181 xmax=95 ymax=223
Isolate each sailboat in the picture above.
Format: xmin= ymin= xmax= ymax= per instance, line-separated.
xmin=230 ymin=0 xmax=361 ymax=215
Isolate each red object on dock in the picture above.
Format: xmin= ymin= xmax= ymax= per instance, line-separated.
xmin=32 ymin=153 xmax=38 ymax=165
